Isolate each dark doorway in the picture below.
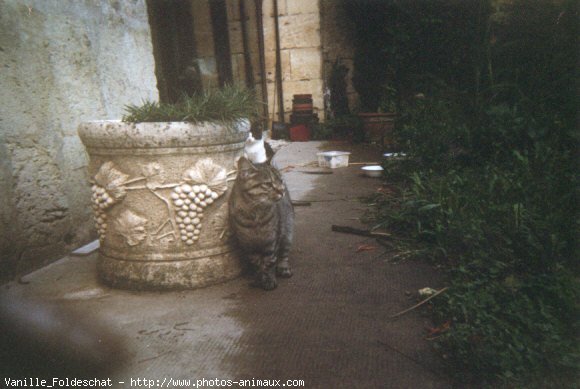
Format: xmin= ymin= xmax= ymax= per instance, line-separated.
xmin=146 ymin=0 xmax=202 ymax=103
xmin=209 ymin=0 xmax=233 ymax=87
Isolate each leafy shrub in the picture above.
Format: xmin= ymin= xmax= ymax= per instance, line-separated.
xmin=358 ymin=0 xmax=579 ymax=384
xmin=436 ymin=271 xmax=578 ymax=386
xmin=371 ymin=102 xmax=579 ymax=385
xmin=395 ymin=95 xmax=471 ymax=169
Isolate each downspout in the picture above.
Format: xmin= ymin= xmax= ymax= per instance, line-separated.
xmin=239 ymin=0 xmax=254 ymax=88
xmin=273 ymin=0 xmax=284 ymax=123
xmin=255 ymin=0 xmax=269 ymax=130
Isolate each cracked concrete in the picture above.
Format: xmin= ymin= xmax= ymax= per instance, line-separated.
xmin=0 ymin=141 xmax=450 ymax=388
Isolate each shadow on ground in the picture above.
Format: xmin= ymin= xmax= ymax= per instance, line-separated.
xmin=1 ymin=141 xmax=450 ymax=388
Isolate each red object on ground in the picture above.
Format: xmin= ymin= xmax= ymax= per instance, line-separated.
xmin=289 ymin=125 xmax=310 ymax=142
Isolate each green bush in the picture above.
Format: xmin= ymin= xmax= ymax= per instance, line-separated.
xmin=437 ymin=272 xmax=578 ymax=386
xmin=371 ymin=101 xmax=579 ymax=385
xmin=358 ymin=0 xmax=579 ymax=384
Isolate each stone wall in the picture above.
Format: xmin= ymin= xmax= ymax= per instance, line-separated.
xmin=0 ymin=0 xmax=158 ymax=281
xmin=192 ymin=1 xmax=264 ymax=95
xmin=262 ymin=0 xmax=324 ymax=123
xmin=258 ymin=0 xmax=358 ymax=123
xmin=225 ymin=0 xmax=263 ymax=96
xmin=190 ymin=0 xmax=325 ymax=125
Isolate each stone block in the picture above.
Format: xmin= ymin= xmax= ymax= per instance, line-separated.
xmin=287 ymin=0 xmax=319 ymax=15
xmin=279 ymin=13 xmax=321 ymax=49
xmin=264 ymin=49 xmax=291 ymax=82
xmin=289 ymin=48 xmax=322 ymax=80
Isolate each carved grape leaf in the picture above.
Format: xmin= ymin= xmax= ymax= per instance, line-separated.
xmin=142 ymin=162 xmax=165 ymax=190
xmin=113 ymin=209 xmax=148 ymax=246
xmin=211 ymin=204 xmax=231 ymax=240
xmin=93 ymin=162 xmax=129 ymax=201
xmin=183 ymin=158 xmax=228 ymax=195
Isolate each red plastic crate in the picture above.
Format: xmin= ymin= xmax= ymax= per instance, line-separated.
xmin=289 ymin=125 xmax=310 ymax=142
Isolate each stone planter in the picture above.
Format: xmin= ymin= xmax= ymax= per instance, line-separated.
xmin=78 ymin=120 xmax=250 ymax=290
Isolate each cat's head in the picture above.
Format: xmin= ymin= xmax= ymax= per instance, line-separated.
xmin=236 ymin=157 xmax=285 ymax=204
xmin=244 ymin=134 xmax=267 ymax=164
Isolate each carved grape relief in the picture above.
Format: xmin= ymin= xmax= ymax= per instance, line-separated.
xmin=90 ymin=159 xmax=234 ymax=246
xmin=91 ymin=162 xmax=130 ymax=241
xmin=114 ymin=209 xmax=148 ymax=246
xmin=170 ymin=159 xmax=230 ymax=245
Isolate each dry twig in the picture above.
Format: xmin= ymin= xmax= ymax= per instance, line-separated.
xmin=390 ymin=287 xmax=449 ymax=319
xmin=331 ymin=225 xmax=391 ymax=238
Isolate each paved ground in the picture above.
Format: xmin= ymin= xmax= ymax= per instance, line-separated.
xmin=1 ymin=142 xmax=450 ymax=388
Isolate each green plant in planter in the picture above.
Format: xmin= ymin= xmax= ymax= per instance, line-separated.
xmin=122 ymin=85 xmax=260 ymax=124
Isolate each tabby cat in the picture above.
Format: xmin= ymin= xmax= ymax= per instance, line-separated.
xmin=228 ymin=156 xmax=294 ymax=290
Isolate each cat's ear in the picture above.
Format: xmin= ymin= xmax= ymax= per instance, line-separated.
xmin=238 ymin=156 xmax=254 ymax=169
xmin=237 ymin=157 xmax=256 ymax=177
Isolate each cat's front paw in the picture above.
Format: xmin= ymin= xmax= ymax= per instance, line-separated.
xmin=257 ymin=272 xmax=278 ymax=291
xmin=276 ymin=264 xmax=293 ymax=278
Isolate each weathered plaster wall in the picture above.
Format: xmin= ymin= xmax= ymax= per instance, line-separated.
xmin=0 ymin=0 xmax=158 ymax=281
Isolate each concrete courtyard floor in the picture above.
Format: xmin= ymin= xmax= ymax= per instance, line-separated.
xmin=1 ymin=141 xmax=451 ymax=388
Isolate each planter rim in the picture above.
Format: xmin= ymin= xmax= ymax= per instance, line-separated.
xmin=78 ymin=119 xmax=250 ymax=149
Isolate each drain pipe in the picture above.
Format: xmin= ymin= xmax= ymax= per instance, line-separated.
xmin=273 ymin=0 xmax=284 ymax=123
xmin=239 ymin=0 xmax=254 ymax=88
xmin=255 ymin=0 xmax=269 ymax=131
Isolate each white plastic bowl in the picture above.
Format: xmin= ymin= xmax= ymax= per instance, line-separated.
xmin=361 ymin=165 xmax=384 ymax=178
